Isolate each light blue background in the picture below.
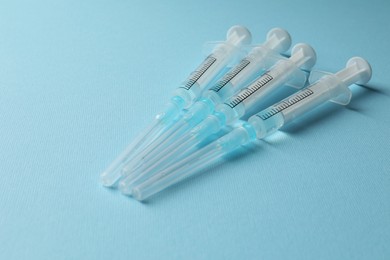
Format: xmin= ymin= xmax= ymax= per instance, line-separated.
xmin=0 ymin=0 xmax=389 ymax=259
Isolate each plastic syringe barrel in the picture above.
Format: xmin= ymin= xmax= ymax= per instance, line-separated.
xmin=159 ymin=25 xmax=252 ymax=124
xmin=203 ymin=28 xmax=292 ymax=104
xmin=249 ymin=57 xmax=372 ymax=139
xmin=186 ymin=43 xmax=316 ymax=144
xmin=180 ymin=28 xmax=292 ymax=128
xmin=217 ymin=43 xmax=316 ymax=124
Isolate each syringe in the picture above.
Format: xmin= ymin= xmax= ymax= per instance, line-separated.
xmin=100 ymin=25 xmax=252 ymax=186
xmin=130 ymin=57 xmax=372 ymax=201
xmin=119 ymin=43 xmax=317 ymax=194
xmin=119 ymin=28 xmax=292 ymax=176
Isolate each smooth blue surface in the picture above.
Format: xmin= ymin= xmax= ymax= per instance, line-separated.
xmin=0 ymin=0 xmax=389 ymax=259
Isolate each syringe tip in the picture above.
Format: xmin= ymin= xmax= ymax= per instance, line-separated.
xmin=100 ymin=171 xmax=122 ymax=187
xmin=132 ymin=187 xmax=143 ymax=201
xmin=119 ymin=180 xmax=133 ymax=195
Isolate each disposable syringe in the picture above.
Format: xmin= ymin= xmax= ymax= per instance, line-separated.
xmin=100 ymin=25 xmax=252 ymax=186
xmin=119 ymin=43 xmax=317 ymax=194
xmin=131 ymin=57 xmax=372 ymax=201
xmin=119 ymin=28 xmax=292 ymax=176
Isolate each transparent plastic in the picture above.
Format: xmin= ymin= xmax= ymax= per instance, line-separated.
xmin=130 ymin=57 xmax=372 ymax=200
xmin=119 ymin=28 xmax=292 ymax=177
xmin=100 ymin=25 xmax=252 ymax=186
xmin=131 ymin=123 xmax=257 ymax=201
xmin=118 ymin=43 xmax=317 ymax=192
xmin=250 ymin=57 xmax=372 ymax=138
